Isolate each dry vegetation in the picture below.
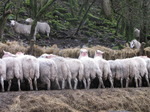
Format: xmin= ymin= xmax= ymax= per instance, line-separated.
xmin=0 ymin=41 xmax=150 ymax=59
xmin=0 ymin=88 xmax=149 ymax=112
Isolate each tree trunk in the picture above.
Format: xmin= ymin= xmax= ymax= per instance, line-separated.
xmin=30 ymin=19 xmax=37 ymax=41
xmin=0 ymin=10 xmax=12 ymax=41
xmin=75 ymin=0 xmax=96 ymax=35
xmin=0 ymin=18 xmax=5 ymax=41
xmin=101 ymin=0 xmax=112 ymax=19
xmin=140 ymin=0 xmax=148 ymax=43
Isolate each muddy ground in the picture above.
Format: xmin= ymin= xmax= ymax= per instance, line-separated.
xmin=6 ymin=26 xmax=126 ymax=49
xmin=0 ymin=88 xmax=150 ymax=112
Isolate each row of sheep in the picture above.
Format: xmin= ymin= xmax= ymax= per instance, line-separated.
xmin=10 ymin=18 xmax=50 ymax=40
xmin=0 ymin=49 xmax=150 ymax=92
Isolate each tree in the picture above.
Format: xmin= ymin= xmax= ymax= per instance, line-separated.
xmin=0 ymin=0 xmax=12 ymax=41
xmin=75 ymin=0 xmax=96 ymax=35
xmin=24 ymin=0 xmax=56 ymax=41
xmin=101 ymin=0 xmax=112 ymax=20
xmin=111 ymin=0 xmax=150 ymax=42
xmin=140 ymin=0 xmax=149 ymax=43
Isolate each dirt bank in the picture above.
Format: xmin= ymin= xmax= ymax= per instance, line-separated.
xmin=0 ymin=88 xmax=149 ymax=112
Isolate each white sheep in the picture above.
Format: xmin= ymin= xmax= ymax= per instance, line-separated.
xmin=109 ymin=60 xmax=124 ymax=88
xmin=132 ymin=57 xmax=150 ymax=87
xmin=134 ymin=28 xmax=140 ymax=38
xmin=78 ymin=49 xmax=104 ymax=89
xmin=3 ymin=51 xmax=40 ymax=91
xmin=116 ymin=57 xmax=148 ymax=88
xmin=109 ymin=58 xmax=143 ymax=88
xmin=120 ymin=58 xmax=141 ymax=88
xmin=2 ymin=51 xmax=23 ymax=91
xmin=38 ymin=57 xmax=60 ymax=90
xmin=10 ymin=20 xmax=31 ymax=36
xmin=65 ymin=58 xmax=84 ymax=89
xmin=0 ymin=59 xmax=6 ymax=92
xmin=94 ymin=50 xmax=114 ymax=88
xmin=130 ymin=39 xmax=141 ymax=49
xmin=26 ymin=18 xmax=50 ymax=40
xmin=40 ymin=54 xmax=72 ymax=89
xmin=16 ymin=52 xmax=40 ymax=91
xmin=142 ymin=56 xmax=150 ymax=79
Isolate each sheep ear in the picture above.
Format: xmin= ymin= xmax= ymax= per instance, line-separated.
xmin=3 ymin=50 xmax=7 ymax=54
xmin=46 ymin=56 xmax=50 ymax=58
xmin=46 ymin=55 xmax=50 ymax=58
xmin=101 ymin=51 xmax=104 ymax=54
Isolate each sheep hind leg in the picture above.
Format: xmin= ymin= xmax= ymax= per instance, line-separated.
xmin=62 ymin=78 xmax=65 ymax=89
xmin=68 ymin=77 xmax=72 ymax=89
xmin=125 ymin=77 xmax=129 ymax=88
xmin=135 ymin=77 xmax=138 ymax=88
xmin=120 ymin=78 xmax=123 ymax=88
xmin=1 ymin=77 xmax=4 ymax=92
xmin=7 ymin=80 xmax=12 ymax=91
xmin=98 ymin=77 xmax=105 ymax=88
xmin=87 ymin=78 xmax=91 ymax=89
xmin=74 ymin=78 xmax=78 ymax=90
xmin=138 ymin=77 xmax=142 ymax=87
xmin=55 ymin=78 xmax=61 ymax=90
xmin=45 ymin=78 xmax=50 ymax=90
xmin=34 ymin=77 xmax=38 ymax=91
xmin=145 ymin=75 xmax=150 ymax=87
xmin=109 ymin=77 xmax=114 ymax=88
xmin=83 ymin=78 xmax=87 ymax=89
xmin=28 ymin=78 xmax=33 ymax=91
xmin=47 ymin=32 xmax=50 ymax=37
xmin=17 ymin=79 xmax=21 ymax=91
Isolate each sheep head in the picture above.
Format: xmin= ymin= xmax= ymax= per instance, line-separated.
xmin=25 ymin=18 xmax=33 ymax=24
xmin=16 ymin=52 xmax=24 ymax=56
xmin=10 ymin=20 xmax=16 ymax=26
xmin=130 ymin=40 xmax=136 ymax=48
xmin=2 ymin=50 xmax=16 ymax=58
xmin=94 ymin=50 xmax=104 ymax=58
xmin=40 ymin=54 xmax=57 ymax=58
xmin=79 ymin=49 xmax=88 ymax=57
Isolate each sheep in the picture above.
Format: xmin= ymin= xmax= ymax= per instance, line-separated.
xmin=134 ymin=28 xmax=140 ymax=38
xmin=132 ymin=57 xmax=150 ymax=87
xmin=38 ymin=57 xmax=60 ymax=90
xmin=64 ymin=58 xmax=84 ymax=89
xmin=10 ymin=20 xmax=31 ymax=36
xmin=3 ymin=51 xmax=39 ymax=91
xmin=26 ymin=18 xmax=50 ymax=40
xmin=130 ymin=39 xmax=141 ymax=49
xmin=115 ymin=57 xmax=148 ymax=88
xmin=40 ymin=54 xmax=72 ymax=89
xmin=2 ymin=51 xmax=23 ymax=91
xmin=120 ymin=58 xmax=141 ymax=88
xmin=108 ymin=60 xmax=124 ymax=88
xmin=94 ymin=50 xmax=114 ymax=88
xmin=78 ymin=49 xmax=104 ymax=89
xmin=138 ymin=56 xmax=150 ymax=76
xmin=141 ymin=56 xmax=150 ymax=79
xmin=0 ymin=59 xmax=6 ymax=92
xmin=109 ymin=58 xmax=142 ymax=88
xmin=16 ymin=52 xmax=40 ymax=91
